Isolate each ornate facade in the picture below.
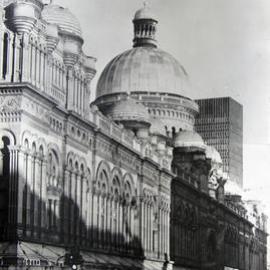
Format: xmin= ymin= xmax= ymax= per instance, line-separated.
xmin=0 ymin=1 xmax=267 ymax=270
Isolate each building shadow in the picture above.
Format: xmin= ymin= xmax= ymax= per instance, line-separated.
xmin=0 ymin=181 xmax=145 ymax=269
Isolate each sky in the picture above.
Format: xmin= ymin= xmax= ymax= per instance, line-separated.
xmin=55 ymin=0 xmax=270 ymax=231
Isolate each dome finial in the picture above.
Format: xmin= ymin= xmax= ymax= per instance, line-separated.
xmin=133 ymin=3 xmax=158 ymax=48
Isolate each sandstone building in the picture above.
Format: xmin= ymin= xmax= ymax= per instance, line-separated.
xmin=0 ymin=1 xmax=267 ymax=270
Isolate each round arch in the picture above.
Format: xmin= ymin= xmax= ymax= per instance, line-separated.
xmin=95 ymin=160 xmax=111 ymax=192
xmin=0 ymin=129 xmax=16 ymax=146
xmin=123 ymin=173 xmax=135 ymax=196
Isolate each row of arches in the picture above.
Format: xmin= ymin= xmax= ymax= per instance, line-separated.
xmin=134 ymin=23 xmax=156 ymax=39
xmin=95 ymin=161 xmax=136 ymax=201
xmin=0 ymin=129 xmax=171 ymax=258
xmin=171 ymin=198 xmax=199 ymax=260
xmin=148 ymin=108 xmax=194 ymax=122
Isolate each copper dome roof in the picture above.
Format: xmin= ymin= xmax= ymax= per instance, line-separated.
xmin=42 ymin=4 xmax=82 ymax=38
xmin=96 ymin=47 xmax=189 ymax=98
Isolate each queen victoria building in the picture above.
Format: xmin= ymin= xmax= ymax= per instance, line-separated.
xmin=0 ymin=1 xmax=267 ymax=270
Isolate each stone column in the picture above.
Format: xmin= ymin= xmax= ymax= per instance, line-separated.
xmin=119 ymin=200 xmax=123 ymax=250
xmin=40 ymin=50 xmax=44 ymax=91
xmin=84 ymin=77 xmax=91 ymax=117
xmin=21 ymin=34 xmax=30 ymax=82
xmin=149 ymin=203 xmax=153 ymax=256
xmin=141 ymin=201 xmax=147 ymax=251
xmin=76 ymin=77 xmax=80 ymax=113
xmin=62 ymin=169 xmax=69 ymax=241
xmin=28 ymin=40 xmax=33 ymax=82
xmin=34 ymin=43 xmax=38 ymax=86
xmin=73 ymin=171 xmax=78 ymax=242
xmin=161 ymin=209 xmax=164 ymax=256
xmin=12 ymin=35 xmax=20 ymax=82
xmin=26 ymin=154 xmax=32 ymax=231
xmin=7 ymin=147 xmax=17 ymax=229
xmin=36 ymin=44 xmax=41 ymax=86
xmin=16 ymin=150 xmax=25 ymax=234
xmin=91 ymin=190 xmax=95 ymax=246
xmin=66 ymin=69 xmax=74 ymax=111
xmin=75 ymin=173 xmax=81 ymax=241
xmin=40 ymin=159 xmax=47 ymax=235
xmin=44 ymin=55 xmax=49 ymax=94
xmin=33 ymin=156 xmax=40 ymax=231
xmin=5 ymin=32 xmax=14 ymax=82
xmin=30 ymin=41 xmax=35 ymax=84
xmin=0 ymin=31 xmax=4 ymax=81
xmin=115 ymin=199 xmax=119 ymax=250
xmin=166 ymin=209 xmax=170 ymax=260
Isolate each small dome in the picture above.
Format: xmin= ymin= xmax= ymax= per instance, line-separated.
xmin=96 ymin=47 xmax=189 ymax=98
xmin=206 ymin=146 xmax=222 ymax=164
xmin=173 ymin=130 xmax=206 ymax=149
xmin=42 ymin=4 xmax=82 ymax=39
xmin=109 ymin=98 xmax=150 ymax=125
xmin=134 ymin=3 xmax=157 ymax=21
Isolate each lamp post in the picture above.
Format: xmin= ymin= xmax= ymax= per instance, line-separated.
xmin=64 ymin=248 xmax=83 ymax=270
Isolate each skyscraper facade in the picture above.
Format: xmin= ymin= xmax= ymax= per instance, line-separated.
xmin=195 ymin=97 xmax=243 ymax=188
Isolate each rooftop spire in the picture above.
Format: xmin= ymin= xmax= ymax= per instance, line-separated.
xmin=133 ymin=3 xmax=158 ymax=48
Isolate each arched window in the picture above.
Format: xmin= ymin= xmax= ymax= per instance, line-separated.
xmin=38 ymin=145 xmax=44 ymax=157
xmin=97 ymin=168 xmax=109 ymax=246
xmin=0 ymin=136 xmax=10 ymax=180
xmin=46 ymin=149 xmax=60 ymax=230
xmin=32 ymin=142 xmax=36 ymax=154
xmin=112 ymin=176 xmax=120 ymax=248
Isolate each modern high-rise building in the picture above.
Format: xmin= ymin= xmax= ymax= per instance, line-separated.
xmin=195 ymin=97 xmax=243 ymax=188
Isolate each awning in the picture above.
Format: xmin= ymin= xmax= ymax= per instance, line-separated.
xmin=81 ymin=251 xmax=144 ymax=269
xmin=1 ymin=242 xmax=167 ymax=270
xmin=18 ymin=242 xmax=65 ymax=265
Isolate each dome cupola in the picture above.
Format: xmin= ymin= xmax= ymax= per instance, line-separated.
xmin=5 ymin=0 xmax=43 ymax=33
xmin=45 ymin=23 xmax=59 ymax=54
xmin=105 ymin=96 xmax=151 ymax=139
xmin=42 ymin=1 xmax=83 ymax=67
xmin=173 ymin=130 xmax=206 ymax=150
xmin=95 ymin=2 xmax=190 ymax=98
xmin=133 ymin=2 xmax=158 ymax=48
xmin=106 ymin=96 xmax=150 ymax=127
xmin=94 ymin=4 xmax=199 ymax=136
xmin=42 ymin=2 xmax=82 ymax=40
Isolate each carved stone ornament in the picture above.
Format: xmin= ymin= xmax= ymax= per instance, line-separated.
xmin=22 ymin=98 xmax=51 ymax=123
xmin=0 ymin=96 xmax=22 ymax=112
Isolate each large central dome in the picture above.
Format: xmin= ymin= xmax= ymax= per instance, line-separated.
xmin=96 ymin=47 xmax=189 ymax=98
xmin=96 ymin=3 xmax=190 ymax=99
xmin=94 ymin=4 xmax=199 ymax=134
